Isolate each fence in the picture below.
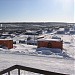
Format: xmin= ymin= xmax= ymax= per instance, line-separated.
xmin=0 ymin=65 xmax=67 ymax=75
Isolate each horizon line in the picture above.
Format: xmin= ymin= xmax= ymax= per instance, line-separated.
xmin=0 ymin=21 xmax=74 ymax=24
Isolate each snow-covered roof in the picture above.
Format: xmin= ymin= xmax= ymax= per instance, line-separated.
xmin=38 ymin=38 xmax=62 ymax=42
xmin=58 ymin=28 xmax=64 ymax=31
xmin=0 ymin=39 xmax=12 ymax=40
xmin=0 ymin=29 xmax=2 ymax=30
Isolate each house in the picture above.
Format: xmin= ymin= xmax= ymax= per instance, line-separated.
xmin=0 ymin=39 xmax=13 ymax=49
xmin=37 ymin=39 xmax=63 ymax=50
xmin=70 ymin=30 xmax=75 ymax=34
xmin=57 ymin=28 xmax=65 ymax=34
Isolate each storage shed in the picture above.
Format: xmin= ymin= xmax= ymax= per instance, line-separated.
xmin=37 ymin=39 xmax=63 ymax=50
xmin=0 ymin=39 xmax=13 ymax=49
xmin=57 ymin=28 xmax=65 ymax=34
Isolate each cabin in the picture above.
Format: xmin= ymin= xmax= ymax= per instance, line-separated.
xmin=37 ymin=39 xmax=63 ymax=50
xmin=57 ymin=28 xmax=65 ymax=34
xmin=70 ymin=30 xmax=75 ymax=34
xmin=64 ymin=27 xmax=69 ymax=32
xmin=0 ymin=39 xmax=13 ymax=49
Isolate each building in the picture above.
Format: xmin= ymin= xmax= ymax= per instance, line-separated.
xmin=0 ymin=39 xmax=13 ymax=49
xmin=57 ymin=28 xmax=65 ymax=34
xmin=37 ymin=39 xmax=63 ymax=50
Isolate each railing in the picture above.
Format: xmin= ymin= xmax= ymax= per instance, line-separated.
xmin=0 ymin=65 xmax=67 ymax=75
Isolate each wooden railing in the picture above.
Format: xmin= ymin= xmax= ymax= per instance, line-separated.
xmin=0 ymin=65 xmax=67 ymax=75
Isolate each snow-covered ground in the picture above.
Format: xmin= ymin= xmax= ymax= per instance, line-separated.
xmin=0 ymin=34 xmax=75 ymax=75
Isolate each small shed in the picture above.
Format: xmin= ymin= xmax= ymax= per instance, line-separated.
xmin=0 ymin=39 xmax=13 ymax=49
xmin=70 ymin=30 xmax=75 ymax=34
xmin=37 ymin=39 xmax=63 ymax=50
xmin=57 ymin=28 xmax=65 ymax=34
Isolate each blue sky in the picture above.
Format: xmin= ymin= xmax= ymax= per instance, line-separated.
xmin=0 ymin=0 xmax=74 ymax=23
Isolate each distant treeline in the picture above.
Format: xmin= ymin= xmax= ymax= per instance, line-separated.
xmin=0 ymin=22 xmax=74 ymax=32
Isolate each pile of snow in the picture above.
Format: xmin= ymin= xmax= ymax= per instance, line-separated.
xmin=36 ymin=47 xmax=62 ymax=53
xmin=0 ymin=44 xmax=72 ymax=59
xmin=36 ymin=47 xmax=73 ymax=59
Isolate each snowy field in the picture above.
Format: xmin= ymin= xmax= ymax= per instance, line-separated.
xmin=0 ymin=34 xmax=75 ymax=75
